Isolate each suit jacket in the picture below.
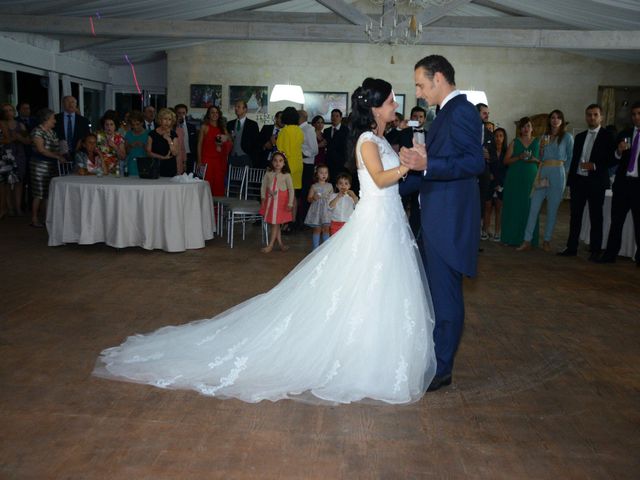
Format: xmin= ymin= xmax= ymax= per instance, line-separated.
xmin=611 ymin=128 xmax=639 ymax=191
xmin=54 ymin=112 xmax=90 ymax=153
xmin=258 ymin=124 xmax=277 ymax=167
xmin=401 ymin=94 xmax=484 ymax=276
xmin=227 ymin=117 xmax=260 ymax=164
xmin=567 ymin=127 xmax=615 ymax=190
xmin=323 ymin=124 xmax=348 ymax=172
xmin=396 ymin=126 xmax=427 ymax=150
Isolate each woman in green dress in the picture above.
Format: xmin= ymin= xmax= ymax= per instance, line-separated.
xmin=501 ymin=117 xmax=540 ymax=246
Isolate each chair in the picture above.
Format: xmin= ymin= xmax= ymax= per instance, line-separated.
xmin=194 ymin=163 xmax=208 ymax=180
xmin=57 ymin=160 xmax=75 ymax=176
xmin=226 ymin=167 xmax=268 ymax=248
xmin=211 ymin=165 xmax=247 ymax=235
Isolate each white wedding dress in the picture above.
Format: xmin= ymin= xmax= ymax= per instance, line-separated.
xmin=94 ymin=132 xmax=436 ymax=404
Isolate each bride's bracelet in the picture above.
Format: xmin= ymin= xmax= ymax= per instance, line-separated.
xmin=397 ymin=168 xmax=407 ymax=180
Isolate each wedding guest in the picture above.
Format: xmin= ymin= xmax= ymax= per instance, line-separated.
xmin=96 ymin=111 xmax=126 ymax=174
xmin=16 ymin=102 xmax=37 ymax=133
xmin=483 ymin=127 xmax=508 ymax=242
xmin=298 ymin=109 xmax=319 ymax=224
xmin=312 ymin=115 xmax=327 ymax=166
xmin=258 ymin=111 xmax=283 ymax=169
xmin=259 ymin=151 xmax=294 ymax=253
xmin=124 ymin=110 xmax=148 ymax=177
xmin=146 ymin=108 xmax=179 ymax=177
xmin=117 ymin=111 xmax=131 ymax=136
xmin=518 ymin=110 xmax=574 ymax=252
xmin=75 ymin=133 xmax=106 ymax=175
xmin=598 ymin=100 xmax=640 ymax=266
xmin=175 ymin=104 xmax=198 ymax=174
xmin=276 ymin=107 xmax=304 ymax=228
xmin=0 ymin=110 xmax=17 ymax=219
xmin=558 ymin=104 xmax=616 ymax=260
xmin=30 ymin=108 xmax=65 ymax=227
xmin=143 ymin=106 xmax=156 ymax=131
xmin=54 ymin=95 xmax=90 ymax=160
xmin=304 ymin=164 xmax=332 ymax=249
xmin=197 ymin=105 xmax=232 ymax=195
xmin=501 ymin=116 xmax=540 ymax=247
xmin=1 ymin=103 xmax=30 ymax=216
xmin=328 ymin=172 xmax=358 ymax=235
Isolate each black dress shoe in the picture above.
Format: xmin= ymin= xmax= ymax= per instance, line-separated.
xmin=427 ymin=374 xmax=452 ymax=392
xmin=588 ymin=252 xmax=601 ymax=262
xmin=557 ymin=248 xmax=577 ymax=257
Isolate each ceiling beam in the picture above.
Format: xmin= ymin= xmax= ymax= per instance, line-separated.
xmin=415 ymin=0 xmax=473 ymax=27
xmin=315 ymin=0 xmax=371 ymax=25
xmin=0 ymin=14 xmax=638 ymax=50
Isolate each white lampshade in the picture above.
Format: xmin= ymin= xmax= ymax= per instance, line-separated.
xmin=270 ymin=84 xmax=305 ymax=104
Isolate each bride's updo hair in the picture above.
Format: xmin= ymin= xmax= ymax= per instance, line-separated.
xmin=349 ymin=77 xmax=393 ymax=142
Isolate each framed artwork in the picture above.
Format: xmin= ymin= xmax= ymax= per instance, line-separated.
xmin=229 ymin=85 xmax=269 ymax=114
xmin=303 ymin=92 xmax=349 ymax=122
xmin=190 ymin=84 xmax=222 ymax=109
xmin=395 ymin=94 xmax=405 ymax=116
xmin=416 ymin=98 xmax=437 ymax=129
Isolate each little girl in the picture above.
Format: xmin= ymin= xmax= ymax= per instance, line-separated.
xmin=328 ymin=172 xmax=358 ymax=235
xmin=259 ymin=151 xmax=295 ymax=253
xmin=304 ymin=164 xmax=333 ymax=249
xmin=75 ymin=133 xmax=106 ymax=175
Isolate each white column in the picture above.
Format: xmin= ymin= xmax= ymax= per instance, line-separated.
xmin=48 ymin=71 xmax=60 ymax=111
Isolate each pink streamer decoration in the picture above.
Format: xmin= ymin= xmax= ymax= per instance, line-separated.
xmin=124 ymin=55 xmax=142 ymax=95
xmin=89 ymin=16 xmax=96 ymax=36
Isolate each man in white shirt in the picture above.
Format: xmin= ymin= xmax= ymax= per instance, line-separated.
xmin=298 ymin=109 xmax=319 ymax=223
xmin=559 ymin=104 xmax=616 ymax=260
xmin=598 ymin=100 xmax=640 ymax=266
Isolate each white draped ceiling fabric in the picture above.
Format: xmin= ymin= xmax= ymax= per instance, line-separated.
xmin=0 ymin=0 xmax=638 ymax=65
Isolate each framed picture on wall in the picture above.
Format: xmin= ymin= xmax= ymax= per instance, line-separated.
xmin=190 ymin=84 xmax=222 ymax=109
xmin=395 ymin=94 xmax=405 ymax=116
xmin=229 ymin=85 xmax=269 ymax=114
xmin=303 ymin=92 xmax=349 ymax=122
xmin=416 ymin=98 xmax=437 ymax=129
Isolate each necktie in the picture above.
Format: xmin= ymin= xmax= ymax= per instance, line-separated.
xmin=66 ymin=114 xmax=73 ymax=144
xmin=236 ymin=120 xmax=241 ymax=132
xmin=627 ymin=130 xmax=639 ymax=173
xmin=332 ymin=127 xmax=336 ymax=138
xmin=583 ymin=130 xmax=596 ymax=163
xmin=147 ymin=122 xmax=152 ymax=131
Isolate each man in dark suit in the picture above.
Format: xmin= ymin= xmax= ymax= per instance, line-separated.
xmin=384 ymin=112 xmax=405 ymax=149
xmin=174 ymin=104 xmax=198 ymax=174
xmin=400 ymin=55 xmax=485 ymax=391
xmin=227 ymin=100 xmax=260 ymax=167
xmin=16 ymin=102 xmax=37 ymax=132
xmin=322 ymin=109 xmax=348 ymax=179
xmin=143 ymin=106 xmax=156 ymax=131
xmin=258 ymin=111 xmax=283 ymax=169
xmin=598 ymin=100 xmax=640 ymax=266
xmin=396 ymin=106 xmax=427 ymax=238
xmin=54 ymin=95 xmax=90 ymax=160
xmin=559 ymin=104 xmax=615 ymax=260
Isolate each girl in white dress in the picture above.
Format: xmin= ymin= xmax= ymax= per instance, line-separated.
xmin=94 ymin=78 xmax=436 ymax=405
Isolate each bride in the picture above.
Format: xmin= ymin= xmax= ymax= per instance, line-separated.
xmin=94 ymin=78 xmax=437 ymax=405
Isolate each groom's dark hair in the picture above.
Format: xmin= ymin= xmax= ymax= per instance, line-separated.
xmin=415 ymin=55 xmax=455 ymax=86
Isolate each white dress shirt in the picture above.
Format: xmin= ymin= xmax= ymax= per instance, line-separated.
xmin=578 ymin=126 xmax=600 ymax=176
xmin=301 ymin=122 xmax=319 ymax=164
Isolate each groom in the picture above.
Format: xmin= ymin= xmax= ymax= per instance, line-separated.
xmin=399 ymin=55 xmax=485 ymax=391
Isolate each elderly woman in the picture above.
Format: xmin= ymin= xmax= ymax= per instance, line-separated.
xmin=96 ymin=111 xmax=126 ymax=174
xmin=146 ymin=108 xmax=180 ymax=177
xmin=501 ymin=116 xmax=540 ymax=247
xmin=30 ymin=108 xmax=65 ymax=227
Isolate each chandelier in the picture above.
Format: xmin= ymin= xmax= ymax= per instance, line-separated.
xmin=365 ymin=0 xmax=454 ymax=45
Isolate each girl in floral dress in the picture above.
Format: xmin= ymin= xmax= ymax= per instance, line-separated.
xmin=304 ymin=164 xmax=333 ymax=249
xmin=259 ymin=151 xmax=294 ymax=253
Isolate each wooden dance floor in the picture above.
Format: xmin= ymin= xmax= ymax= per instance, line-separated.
xmin=1 ymin=201 xmax=638 ymax=479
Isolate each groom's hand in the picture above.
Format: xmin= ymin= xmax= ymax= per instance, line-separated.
xmin=399 ymin=144 xmax=427 ymax=171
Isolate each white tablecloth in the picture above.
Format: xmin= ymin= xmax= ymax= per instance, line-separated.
xmin=46 ymin=176 xmax=215 ymax=252
xmin=580 ymin=189 xmax=636 ymax=258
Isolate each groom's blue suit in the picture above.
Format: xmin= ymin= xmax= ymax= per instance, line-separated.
xmin=400 ymin=93 xmax=484 ymax=378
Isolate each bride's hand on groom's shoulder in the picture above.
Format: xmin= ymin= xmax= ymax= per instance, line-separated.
xmin=399 ymin=145 xmax=427 ymax=171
